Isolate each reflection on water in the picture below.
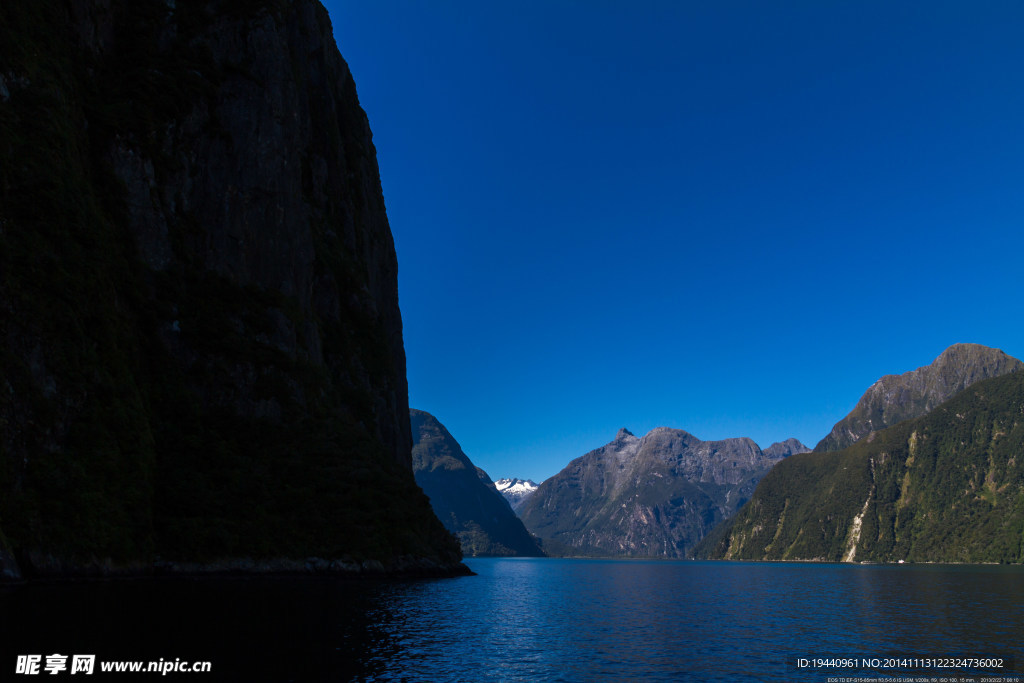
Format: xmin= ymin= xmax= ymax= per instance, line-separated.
xmin=1 ymin=560 xmax=1022 ymax=681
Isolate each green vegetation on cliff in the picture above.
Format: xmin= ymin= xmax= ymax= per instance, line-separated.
xmin=700 ymin=371 xmax=1024 ymax=563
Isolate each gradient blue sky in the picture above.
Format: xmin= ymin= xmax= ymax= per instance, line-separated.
xmin=326 ymin=1 xmax=1024 ymax=482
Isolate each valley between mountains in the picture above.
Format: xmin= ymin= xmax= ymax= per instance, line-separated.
xmin=416 ymin=343 xmax=1024 ymax=563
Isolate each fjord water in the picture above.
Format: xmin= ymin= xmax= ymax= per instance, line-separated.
xmin=2 ymin=560 xmax=1022 ymax=681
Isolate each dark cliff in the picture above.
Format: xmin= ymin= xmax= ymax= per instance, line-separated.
xmin=411 ymin=410 xmax=544 ymax=557
xmin=0 ymin=0 xmax=463 ymax=577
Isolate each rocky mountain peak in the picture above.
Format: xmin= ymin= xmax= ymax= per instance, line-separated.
xmin=763 ymin=438 xmax=812 ymax=459
xmin=637 ymin=427 xmax=701 ymax=455
xmin=495 ymin=478 xmax=541 ymax=491
xmin=608 ymin=428 xmax=642 ymax=465
xmin=932 ymin=343 xmax=1018 ymax=379
xmin=518 ymin=425 xmax=784 ymax=558
xmin=814 ymin=343 xmax=1022 ymax=452
xmin=494 ymin=478 xmax=542 ymax=512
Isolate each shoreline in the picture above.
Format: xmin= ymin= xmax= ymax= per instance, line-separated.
xmin=0 ymin=555 xmax=475 ymax=585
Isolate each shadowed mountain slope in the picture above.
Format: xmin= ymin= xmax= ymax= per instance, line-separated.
xmin=412 ymin=410 xmax=544 ymax=557
xmin=0 ymin=0 xmax=463 ymax=578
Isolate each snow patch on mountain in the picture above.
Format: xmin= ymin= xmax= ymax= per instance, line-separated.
xmin=494 ymin=478 xmax=541 ymax=512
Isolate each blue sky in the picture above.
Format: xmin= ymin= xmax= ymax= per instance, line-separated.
xmin=326 ymin=1 xmax=1024 ymax=482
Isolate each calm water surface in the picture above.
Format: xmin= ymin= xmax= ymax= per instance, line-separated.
xmin=1 ymin=559 xmax=1022 ymax=681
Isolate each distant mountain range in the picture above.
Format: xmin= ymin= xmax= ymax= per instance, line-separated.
xmin=517 ymin=428 xmax=807 ymax=558
xmin=409 ymin=343 xmax=1022 ymax=564
xmin=411 ymin=410 xmax=543 ymax=557
xmin=699 ymin=343 xmax=1024 ymax=563
xmin=494 ymin=478 xmax=541 ymax=512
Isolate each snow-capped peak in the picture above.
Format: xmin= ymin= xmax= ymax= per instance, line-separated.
xmin=493 ymin=478 xmax=541 ymax=511
xmin=495 ymin=478 xmax=539 ymax=494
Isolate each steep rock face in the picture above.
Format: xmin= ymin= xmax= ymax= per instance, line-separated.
xmin=517 ymin=427 xmax=785 ymax=557
xmin=815 ymin=344 xmax=1022 ymax=452
xmin=0 ymin=530 xmax=18 ymax=581
xmin=703 ymin=371 xmax=1024 ymax=563
xmin=411 ymin=410 xmax=544 ymax=557
xmin=0 ymin=0 xmax=462 ymax=576
xmin=494 ymin=478 xmax=541 ymax=512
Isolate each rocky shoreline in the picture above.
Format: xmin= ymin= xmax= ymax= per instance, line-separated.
xmin=0 ymin=553 xmax=474 ymax=583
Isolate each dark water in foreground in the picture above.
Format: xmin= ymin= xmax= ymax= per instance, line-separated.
xmin=2 ymin=559 xmax=1023 ymax=681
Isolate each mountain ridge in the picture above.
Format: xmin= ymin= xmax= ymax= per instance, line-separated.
xmin=518 ymin=426 xmax=793 ymax=557
xmin=412 ymin=410 xmax=544 ymax=557
xmin=700 ymin=370 xmax=1024 ymax=563
xmin=815 ymin=343 xmax=1022 ymax=452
